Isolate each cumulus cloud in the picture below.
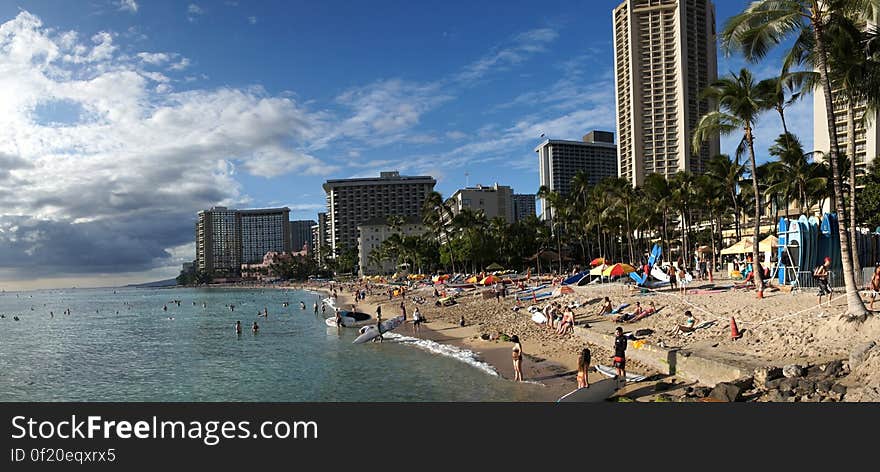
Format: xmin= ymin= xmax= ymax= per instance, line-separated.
xmin=117 ymin=0 xmax=138 ymax=14
xmin=0 ymin=11 xmax=330 ymax=279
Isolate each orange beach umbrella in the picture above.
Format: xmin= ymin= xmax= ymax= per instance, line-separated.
xmin=602 ymin=263 xmax=637 ymax=277
xmin=590 ymin=257 xmax=607 ymax=267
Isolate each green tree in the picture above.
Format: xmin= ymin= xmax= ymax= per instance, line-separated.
xmin=693 ymin=68 xmax=770 ymax=294
xmin=722 ymin=0 xmax=879 ymax=314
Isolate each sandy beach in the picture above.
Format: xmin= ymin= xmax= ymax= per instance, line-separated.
xmin=296 ymin=273 xmax=880 ymax=402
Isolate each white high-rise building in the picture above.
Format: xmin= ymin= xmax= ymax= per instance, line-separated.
xmin=613 ymin=0 xmax=720 ymax=186
xmin=814 ymin=92 xmax=879 ymax=181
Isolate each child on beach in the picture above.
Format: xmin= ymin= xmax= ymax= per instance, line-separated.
xmin=511 ymin=335 xmax=524 ymax=382
xmin=577 ymin=348 xmax=591 ymax=388
xmin=814 ymin=257 xmax=832 ymax=307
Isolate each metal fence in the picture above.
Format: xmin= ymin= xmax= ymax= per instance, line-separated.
xmin=792 ymin=269 xmax=845 ymax=290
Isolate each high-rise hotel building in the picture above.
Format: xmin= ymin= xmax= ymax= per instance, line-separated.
xmin=322 ymin=171 xmax=435 ymax=257
xmin=613 ymin=0 xmax=719 ymax=186
xmin=535 ymin=131 xmax=618 ymax=220
xmin=196 ymin=206 xmax=291 ymax=277
xmin=813 ymin=88 xmax=879 ymax=183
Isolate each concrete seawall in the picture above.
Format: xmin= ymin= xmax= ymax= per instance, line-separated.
xmin=573 ymin=325 xmax=755 ymax=385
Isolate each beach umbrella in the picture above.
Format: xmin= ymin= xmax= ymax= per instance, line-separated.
xmin=465 ymin=275 xmax=478 ymax=283
xmin=589 ymin=265 xmax=604 ymax=276
xmin=758 ymin=235 xmax=778 ymax=252
xmin=480 ymin=275 xmax=499 ymax=285
xmin=485 ymin=262 xmax=505 ymax=271
xmin=590 ymin=257 xmax=606 ymax=267
xmin=602 ymin=263 xmax=637 ymax=277
xmin=552 ymin=285 xmax=575 ymax=296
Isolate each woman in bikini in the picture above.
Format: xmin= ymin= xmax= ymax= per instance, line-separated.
xmin=598 ymin=297 xmax=613 ymax=315
xmin=576 ymin=348 xmax=591 ymax=389
xmin=511 ymin=335 xmax=524 ymax=382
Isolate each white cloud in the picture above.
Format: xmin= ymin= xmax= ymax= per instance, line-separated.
xmin=169 ymin=57 xmax=190 ymax=70
xmin=248 ymin=16 xmax=257 ymax=25
xmin=136 ymin=52 xmax=170 ymax=65
xmin=117 ymin=0 xmax=138 ymax=13
xmin=187 ymin=4 xmax=204 ymax=15
xmin=454 ymin=28 xmax=559 ymax=83
xmin=0 ymin=11 xmax=333 ymax=279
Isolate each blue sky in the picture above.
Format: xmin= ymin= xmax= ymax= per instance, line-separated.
xmin=0 ymin=0 xmax=810 ymax=288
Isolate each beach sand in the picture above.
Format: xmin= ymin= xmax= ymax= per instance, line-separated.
xmin=303 ymin=273 xmax=880 ymax=402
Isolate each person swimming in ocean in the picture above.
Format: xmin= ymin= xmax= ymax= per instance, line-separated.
xmin=252 ymin=321 xmax=259 ymax=333
xmin=300 ymin=301 xmax=306 ymax=310
xmin=235 ymin=320 xmax=242 ymax=334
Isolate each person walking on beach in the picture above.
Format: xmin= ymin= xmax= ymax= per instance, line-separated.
xmin=815 ymin=257 xmax=832 ymax=307
xmin=412 ymin=307 xmax=422 ymax=334
xmin=613 ymin=327 xmax=627 ymax=383
xmin=399 ymin=301 xmax=406 ymax=321
xmin=678 ymin=265 xmax=689 ymax=296
xmin=577 ymin=348 xmax=591 ymax=389
xmin=667 ymin=264 xmax=677 ymax=291
xmin=511 ymin=335 xmax=524 ymax=382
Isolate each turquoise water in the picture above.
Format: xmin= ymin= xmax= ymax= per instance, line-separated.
xmin=0 ymin=287 xmax=546 ymax=401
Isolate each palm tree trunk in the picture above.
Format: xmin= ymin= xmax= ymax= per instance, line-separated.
xmin=663 ymin=211 xmax=669 ymax=256
xmin=745 ymin=127 xmax=764 ymax=295
xmin=732 ymin=190 xmax=741 ymax=241
xmin=813 ymin=23 xmax=868 ymax=317
xmin=626 ymin=205 xmax=635 ymax=264
xmin=846 ymin=98 xmax=862 ymax=279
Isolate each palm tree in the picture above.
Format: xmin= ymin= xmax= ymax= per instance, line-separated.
xmin=422 ymin=191 xmax=456 ymax=272
xmin=693 ymin=68 xmax=768 ymax=295
xmin=668 ymin=172 xmax=700 ymax=269
xmin=825 ymin=19 xmax=880 ymax=278
xmin=766 ymin=133 xmax=828 ymax=215
xmin=705 ymin=154 xmax=746 ymax=241
xmin=607 ymin=177 xmax=639 ymax=263
xmin=721 ymin=0 xmax=878 ymax=314
xmin=642 ymin=173 xmax=674 ymax=253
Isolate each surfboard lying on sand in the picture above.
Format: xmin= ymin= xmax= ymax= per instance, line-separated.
xmin=352 ymin=315 xmax=405 ymax=344
xmin=594 ymin=364 xmax=647 ymax=382
xmin=557 ymin=378 xmax=620 ymax=402
xmin=610 ymin=303 xmax=630 ymax=314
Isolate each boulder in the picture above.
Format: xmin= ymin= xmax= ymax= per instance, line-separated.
xmin=815 ymin=380 xmax=832 ymax=396
xmin=730 ymin=376 xmax=755 ymax=391
xmin=754 ymin=366 xmax=783 ymax=388
xmin=778 ymin=377 xmax=800 ymax=394
xmin=782 ymin=364 xmax=805 ymax=378
xmin=764 ymin=378 xmax=785 ymax=391
xmin=653 ymin=381 xmax=673 ymax=392
xmin=709 ymin=382 xmax=742 ymax=402
xmin=849 ymin=341 xmax=877 ymax=369
xmin=764 ymin=390 xmax=789 ymax=403
xmin=794 ymin=379 xmax=816 ymax=397
xmin=819 ymin=360 xmax=843 ymax=378
xmin=692 ymin=386 xmax=711 ymax=398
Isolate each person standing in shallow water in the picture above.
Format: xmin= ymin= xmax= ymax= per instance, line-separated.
xmin=235 ymin=321 xmax=242 ymax=334
xmin=577 ymin=348 xmax=591 ymax=388
xmin=510 ymin=335 xmax=524 ymax=382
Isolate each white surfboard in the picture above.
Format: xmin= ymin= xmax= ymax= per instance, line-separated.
xmin=325 ymin=316 xmax=355 ymax=327
xmin=594 ymin=364 xmax=647 ymax=382
xmin=352 ymin=315 xmax=405 ymax=344
xmin=557 ymin=378 xmax=620 ymax=402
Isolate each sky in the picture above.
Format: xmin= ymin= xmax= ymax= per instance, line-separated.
xmin=0 ymin=0 xmax=811 ymax=290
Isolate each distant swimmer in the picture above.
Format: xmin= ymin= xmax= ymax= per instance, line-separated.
xmin=252 ymin=321 xmax=259 ymax=333
xmin=264 ymin=307 xmax=268 ymax=318
xmin=168 ymin=316 xmax=174 ymax=320
xmin=203 ymin=303 xmax=207 ymax=308
xmin=300 ymin=301 xmax=306 ymax=310
xmin=13 ymin=316 xmax=20 ymax=321
xmin=0 ymin=314 xmax=5 ymax=318
xmin=230 ymin=304 xmax=235 ymax=312
xmin=235 ymin=320 xmax=242 ymax=334
xmin=163 ymin=305 xmax=167 ymax=312
xmin=50 ymin=312 xmax=54 ymax=318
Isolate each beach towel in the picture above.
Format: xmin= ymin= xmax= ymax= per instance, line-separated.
xmin=610 ymin=303 xmax=630 ymax=314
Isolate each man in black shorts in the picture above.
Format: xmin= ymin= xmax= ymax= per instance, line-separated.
xmin=613 ymin=327 xmax=627 ymax=383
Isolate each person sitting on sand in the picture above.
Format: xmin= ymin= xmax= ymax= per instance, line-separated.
xmin=577 ymin=348 xmax=591 ymax=389
xmin=669 ymin=311 xmax=697 ymax=336
xmin=613 ymin=301 xmax=641 ymax=323
xmin=556 ymin=308 xmax=575 ymax=335
xmin=459 ymin=315 xmax=465 ymax=327
xmin=598 ymin=297 xmax=613 ymax=315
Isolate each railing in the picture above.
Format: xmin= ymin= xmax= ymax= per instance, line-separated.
xmin=792 ymin=270 xmax=844 ymax=290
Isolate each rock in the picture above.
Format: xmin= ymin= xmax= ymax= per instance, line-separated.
xmin=782 ymin=364 xmax=805 ymax=378
xmin=654 ymin=394 xmax=674 ymax=402
xmin=754 ymin=366 xmax=783 ymax=388
xmin=831 ymin=383 xmax=847 ymax=396
xmin=821 ymin=397 xmax=835 ymax=402
xmin=730 ymin=376 xmax=755 ymax=391
xmin=709 ymin=382 xmax=742 ymax=402
xmin=693 ymin=386 xmax=711 ymax=398
xmin=765 ymin=378 xmax=785 ymax=391
xmin=764 ymin=390 xmax=789 ymax=403
xmin=815 ymin=380 xmax=832 ymax=396
xmin=779 ymin=378 xmax=800 ymax=394
xmin=654 ymin=381 xmax=672 ymax=392
xmin=794 ymin=379 xmax=816 ymax=396
xmin=849 ymin=341 xmax=877 ymax=369
xmin=820 ymin=360 xmax=843 ymax=378
xmin=480 ymin=333 xmax=490 ymax=340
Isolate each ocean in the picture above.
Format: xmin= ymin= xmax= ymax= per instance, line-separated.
xmin=0 ymin=287 xmax=548 ymax=401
